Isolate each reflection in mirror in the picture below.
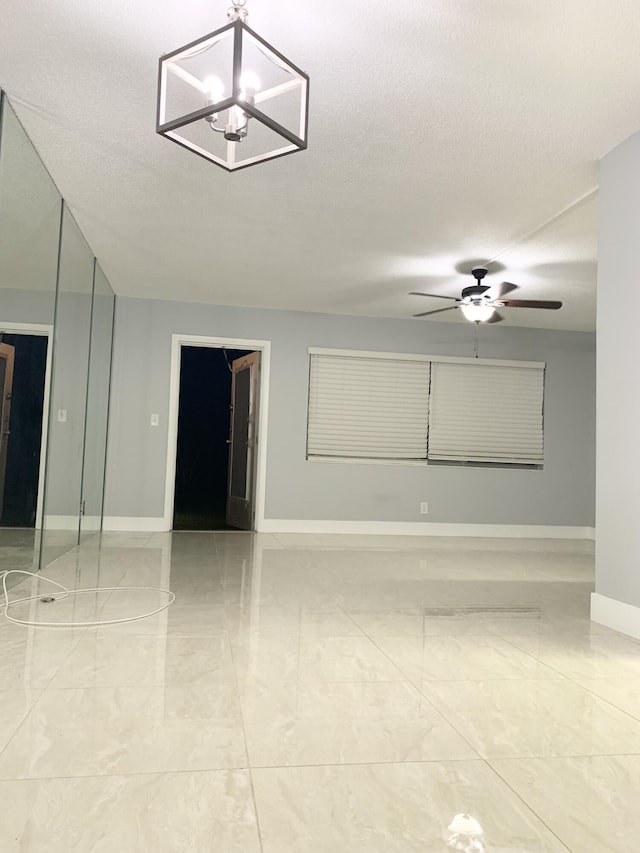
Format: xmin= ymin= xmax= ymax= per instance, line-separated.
xmin=80 ymin=263 xmax=115 ymax=540
xmin=0 ymin=93 xmax=61 ymax=582
xmin=40 ymin=204 xmax=94 ymax=568
xmin=446 ymin=813 xmax=485 ymax=851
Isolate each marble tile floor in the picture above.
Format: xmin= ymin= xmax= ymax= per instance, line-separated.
xmin=0 ymin=527 xmax=89 ymax=590
xmin=0 ymin=531 xmax=639 ymax=850
xmin=0 ymin=528 xmax=40 ymax=577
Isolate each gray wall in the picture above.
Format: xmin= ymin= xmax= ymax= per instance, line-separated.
xmin=45 ymin=291 xmax=92 ymax=516
xmin=43 ymin=208 xmax=94 ymax=518
xmin=596 ymin=129 xmax=640 ymax=605
xmin=0 ymin=288 xmax=56 ymax=324
xmin=104 ymin=297 xmax=596 ymax=527
xmin=81 ymin=277 xmax=115 ymax=526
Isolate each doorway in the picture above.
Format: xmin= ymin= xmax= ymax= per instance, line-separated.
xmin=0 ymin=332 xmax=48 ymax=528
xmin=172 ymin=345 xmax=261 ymax=531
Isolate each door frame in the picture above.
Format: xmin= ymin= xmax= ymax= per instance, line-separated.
xmin=0 ymin=321 xmax=54 ymax=529
xmin=163 ymin=334 xmax=271 ymax=532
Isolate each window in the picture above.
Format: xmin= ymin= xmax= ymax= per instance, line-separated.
xmin=307 ymin=354 xmax=430 ymax=459
xmin=428 ymin=362 xmax=544 ymax=465
xmin=307 ymin=349 xmax=545 ymax=467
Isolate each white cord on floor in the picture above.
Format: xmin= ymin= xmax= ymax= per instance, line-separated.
xmin=0 ymin=570 xmax=175 ymax=628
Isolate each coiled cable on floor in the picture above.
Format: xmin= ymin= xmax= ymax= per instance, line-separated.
xmin=0 ymin=569 xmax=175 ymax=628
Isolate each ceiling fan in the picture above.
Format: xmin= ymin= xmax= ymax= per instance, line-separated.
xmin=410 ymin=268 xmax=562 ymax=323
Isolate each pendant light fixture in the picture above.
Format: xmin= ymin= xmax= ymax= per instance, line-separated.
xmin=156 ymin=1 xmax=309 ymax=171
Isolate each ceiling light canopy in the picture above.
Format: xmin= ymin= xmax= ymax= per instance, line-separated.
xmin=156 ymin=1 xmax=309 ymax=171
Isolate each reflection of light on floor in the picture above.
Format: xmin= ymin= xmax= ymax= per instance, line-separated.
xmin=447 ymin=813 xmax=485 ymax=851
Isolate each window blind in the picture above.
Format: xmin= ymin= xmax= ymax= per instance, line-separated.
xmin=307 ymin=354 xmax=430 ymax=459
xmin=427 ymin=361 xmax=544 ymax=465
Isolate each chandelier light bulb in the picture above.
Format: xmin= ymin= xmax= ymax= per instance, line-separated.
xmin=203 ymin=76 xmax=225 ymax=104
xmin=460 ymin=303 xmax=496 ymax=323
xmin=240 ymin=71 xmax=261 ymax=97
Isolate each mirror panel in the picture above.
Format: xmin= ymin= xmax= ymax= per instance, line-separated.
xmin=80 ymin=263 xmax=115 ymax=538
xmin=40 ymin=205 xmax=95 ymax=566
xmin=0 ymin=92 xmax=116 ymax=582
xmin=0 ymin=94 xmax=61 ymax=578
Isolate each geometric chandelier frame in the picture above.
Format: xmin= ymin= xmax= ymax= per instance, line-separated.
xmin=157 ymin=9 xmax=309 ymax=172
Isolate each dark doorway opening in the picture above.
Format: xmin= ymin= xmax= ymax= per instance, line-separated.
xmin=173 ymin=346 xmax=253 ymax=531
xmin=0 ymin=333 xmax=48 ymax=528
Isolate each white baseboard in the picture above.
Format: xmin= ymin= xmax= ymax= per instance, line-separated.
xmin=591 ymin=592 xmax=640 ymax=639
xmin=42 ymin=516 xmax=100 ymax=531
xmin=100 ymin=516 xmax=595 ymax=540
xmin=43 ymin=515 xmax=79 ymax=531
xmin=102 ymin=517 xmax=169 ymax=532
xmin=258 ymin=519 xmax=596 ymax=539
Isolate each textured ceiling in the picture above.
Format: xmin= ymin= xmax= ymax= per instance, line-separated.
xmin=2 ymin=1 xmax=640 ymax=330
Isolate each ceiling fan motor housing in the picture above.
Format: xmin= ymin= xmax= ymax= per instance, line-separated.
xmin=461 ymin=268 xmax=491 ymax=300
xmin=461 ymin=284 xmax=490 ymax=299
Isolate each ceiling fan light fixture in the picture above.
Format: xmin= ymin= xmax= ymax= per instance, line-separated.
xmin=409 ymin=265 xmax=562 ymax=323
xmin=156 ymin=0 xmax=309 ymax=171
xmin=460 ymin=303 xmax=496 ymax=323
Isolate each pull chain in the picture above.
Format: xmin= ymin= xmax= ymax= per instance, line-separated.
xmin=474 ymin=321 xmax=479 ymax=358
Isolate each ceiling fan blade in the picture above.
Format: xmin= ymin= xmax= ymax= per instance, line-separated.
xmin=485 ymin=311 xmax=504 ymax=324
xmin=487 ymin=281 xmax=519 ymax=299
xmin=500 ymin=299 xmax=562 ymax=310
xmin=413 ymin=306 xmax=459 ymax=318
xmin=409 ymin=291 xmax=460 ymax=302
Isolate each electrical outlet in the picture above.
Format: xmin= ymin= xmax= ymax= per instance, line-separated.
xmin=150 ymin=413 xmax=159 ymax=427
xmin=57 ymin=409 xmax=67 ymax=423
xmin=420 ymin=502 xmax=429 ymax=514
